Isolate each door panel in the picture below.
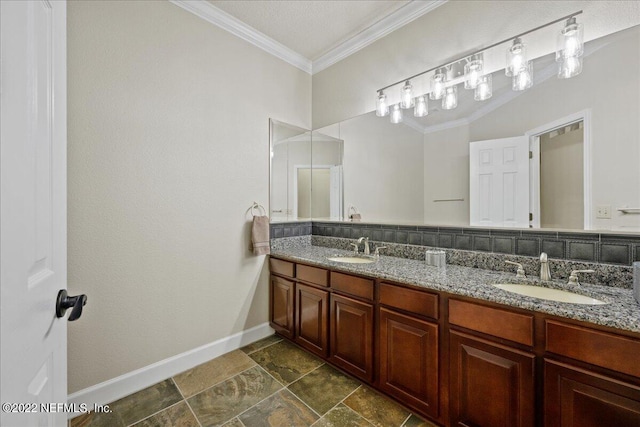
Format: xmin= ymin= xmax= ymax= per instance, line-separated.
xmin=379 ymin=308 xmax=439 ymax=418
xmin=470 ymin=136 xmax=529 ymax=227
xmin=544 ymin=359 xmax=640 ymax=427
xmin=330 ymin=294 xmax=373 ymax=382
xmin=450 ymin=332 xmax=535 ymax=427
xmin=295 ymin=283 xmax=328 ymax=357
xmin=1 ymin=1 xmax=68 ymax=425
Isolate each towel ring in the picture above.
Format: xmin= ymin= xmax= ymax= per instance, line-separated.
xmin=251 ymin=202 xmax=266 ymax=217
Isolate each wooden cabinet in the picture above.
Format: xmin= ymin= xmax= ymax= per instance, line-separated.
xmin=449 ymin=331 xmax=535 ymax=427
xmin=379 ymin=307 xmax=439 ymax=418
xmin=544 ymin=359 xmax=640 ymax=427
xmin=269 ymin=256 xmax=640 ymax=427
xmin=269 ymin=275 xmax=295 ymax=339
xmin=295 ymin=283 xmax=328 ymax=357
xmin=329 ymin=293 xmax=374 ymax=382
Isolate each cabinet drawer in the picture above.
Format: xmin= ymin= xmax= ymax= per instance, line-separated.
xmin=449 ymin=299 xmax=534 ymax=346
xmin=331 ymin=272 xmax=374 ymax=301
xmin=379 ymin=283 xmax=438 ymax=319
xmin=297 ymin=264 xmax=329 ymax=287
xmin=546 ymin=320 xmax=640 ymax=378
xmin=270 ymin=258 xmax=295 ymax=278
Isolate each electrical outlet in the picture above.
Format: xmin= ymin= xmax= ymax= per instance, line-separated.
xmin=596 ymin=205 xmax=612 ymax=219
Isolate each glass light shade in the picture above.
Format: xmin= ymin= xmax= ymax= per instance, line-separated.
xmin=556 ymin=17 xmax=583 ymax=61
xmin=429 ymin=69 xmax=446 ymax=100
xmin=414 ymin=96 xmax=428 ymax=117
xmin=464 ymin=59 xmax=483 ymax=89
xmin=512 ymin=61 xmax=533 ymax=91
xmin=558 ymin=55 xmax=582 ymax=78
xmin=400 ymin=81 xmax=414 ymax=109
xmin=376 ymin=91 xmax=389 ymax=117
xmin=474 ymin=74 xmax=492 ymax=101
xmin=442 ymin=86 xmax=458 ymax=110
xmin=506 ymin=38 xmax=527 ymax=77
xmin=390 ymin=104 xmax=403 ymax=124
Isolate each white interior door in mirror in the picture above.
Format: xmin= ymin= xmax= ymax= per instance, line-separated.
xmin=470 ymin=136 xmax=529 ymax=227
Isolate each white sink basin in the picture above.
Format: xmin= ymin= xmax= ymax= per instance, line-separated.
xmin=493 ymin=284 xmax=607 ymax=305
xmin=327 ymin=256 xmax=376 ymax=264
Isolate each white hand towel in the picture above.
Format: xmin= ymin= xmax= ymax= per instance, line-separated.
xmin=252 ymin=215 xmax=270 ymax=255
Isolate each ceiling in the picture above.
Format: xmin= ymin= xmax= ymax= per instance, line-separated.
xmin=174 ymin=0 xmax=446 ymax=73
xmin=209 ymin=1 xmax=410 ymax=61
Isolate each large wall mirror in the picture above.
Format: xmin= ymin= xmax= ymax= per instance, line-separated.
xmin=314 ymin=24 xmax=640 ymax=232
xmin=271 ymin=25 xmax=640 ymax=233
xmin=270 ymin=120 xmax=344 ymax=222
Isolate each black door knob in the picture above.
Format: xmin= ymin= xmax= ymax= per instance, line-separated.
xmin=56 ymin=289 xmax=87 ymax=321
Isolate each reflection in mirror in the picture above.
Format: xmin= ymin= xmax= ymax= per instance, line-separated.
xmin=269 ymin=120 xmax=311 ymax=221
xmin=314 ymin=25 xmax=640 ymax=232
xmin=270 ymin=120 xmax=345 ymax=222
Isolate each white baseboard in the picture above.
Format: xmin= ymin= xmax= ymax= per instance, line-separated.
xmin=67 ymin=322 xmax=274 ymax=416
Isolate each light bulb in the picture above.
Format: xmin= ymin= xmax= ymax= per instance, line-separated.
xmin=400 ymin=81 xmax=414 ymax=109
xmin=506 ymin=38 xmax=527 ymax=77
xmin=557 ymin=17 xmax=583 ymax=61
xmin=464 ymin=59 xmax=483 ymax=89
xmin=442 ymin=86 xmax=458 ymax=110
xmin=512 ymin=61 xmax=533 ymax=91
xmin=558 ymin=55 xmax=582 ymax=78
xmin=390 ymin=104 xmax=403 ymax=124
xmin=474 ymin=74 xmax=492 ymax=101
xmin=429 ymin=68 xmax=447 ymax=100
xmin=376 ymin=91 xmax=389 ymax=117
xmin=414 ymin=96 xmax=428 ymax=117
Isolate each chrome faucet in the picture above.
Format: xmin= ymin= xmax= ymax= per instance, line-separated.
xmin=505 ymin=261 xmax=526 ymax=278
xmin=540 ymin=252 xmax=551 ymax=281
xmin=568 ymin=269 xmax=595 ymax=286
xmin=374 ymin=246 xmax=387 ymax=258
xmin=357 ymin=237 xmax=370 ymax=255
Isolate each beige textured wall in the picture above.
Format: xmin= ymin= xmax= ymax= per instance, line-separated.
xmin=312 ymin=0 xmax=640 ymax=128
xmin=67 ymin=0 xmax=310 ymax=393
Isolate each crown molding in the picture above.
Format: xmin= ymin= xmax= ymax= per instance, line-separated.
xmin=312 ymin=0 xmax=448 ymax=74
xmin=170 ymin=0 xmax=312 ymax=73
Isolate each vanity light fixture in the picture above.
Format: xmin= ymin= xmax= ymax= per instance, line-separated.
xmin=557 ymin=17 xmax=584 ymax=59
xmin=464 ymin=56 xmax=484 ymax=89
xmin=414 ymin=95 xmax=428 ymax=117
xmin=429 ymin=68 xmax=447 ymax=100
xmin=374 ymin=11 xmax=583 ymax=120
xmin=376 ymin=91 xmax=389 ymax=117
xmin=442 ymin=86 xmax=458 ymax=110
xmin=390 ymin=104 xmax=403 ymax=124
xmin=474 ymin=74 xmax=492 ymax=101
xmin=513 ymin=61 xmax=533 ymax=91
xmin=556 ymin=16 xmax=584 ymax=78
xmin=505 ymin=38 xmax=527 ymax=77
xmin=558 ymin=55 xmax=582 ymax=78
xmin=400 ymin=81 xmax=415 ymax=109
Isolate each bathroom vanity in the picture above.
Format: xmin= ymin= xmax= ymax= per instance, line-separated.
xmin=268 ymin=246 xmax=640 ymax=427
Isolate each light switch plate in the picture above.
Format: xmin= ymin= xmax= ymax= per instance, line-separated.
xmin=596 ymin=205 xmax=612 ymax=219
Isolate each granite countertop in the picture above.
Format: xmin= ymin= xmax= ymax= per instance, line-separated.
xmin=271 ymin=244 xmax=640 ymax=334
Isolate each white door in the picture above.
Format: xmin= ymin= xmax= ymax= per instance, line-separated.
xmin=470 ymin=136 xmax=530 ymax=228
xmin=329 ymin=166 xmax=343 ymax=220
xmin=1 ymin=1 xmax=68 ymax=426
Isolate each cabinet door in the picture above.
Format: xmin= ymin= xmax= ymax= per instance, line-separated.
xmin=295 ymin=283 xmax=328 ymax=357
xmin=450 ymin=331 xmax=535 ymax=427
xmin=330 ymin=294 xmax=373 ymax=382
xmin=544 ymin=359 xmax=640 ymax=427
xmin=379 ymin=308 xmax=439 ymax=418
xmin=270 ymin=275 xmax=295 ymax=339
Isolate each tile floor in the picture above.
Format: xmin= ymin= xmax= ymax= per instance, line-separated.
xmin=70 ymin=335 xmax=437 ymax=427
